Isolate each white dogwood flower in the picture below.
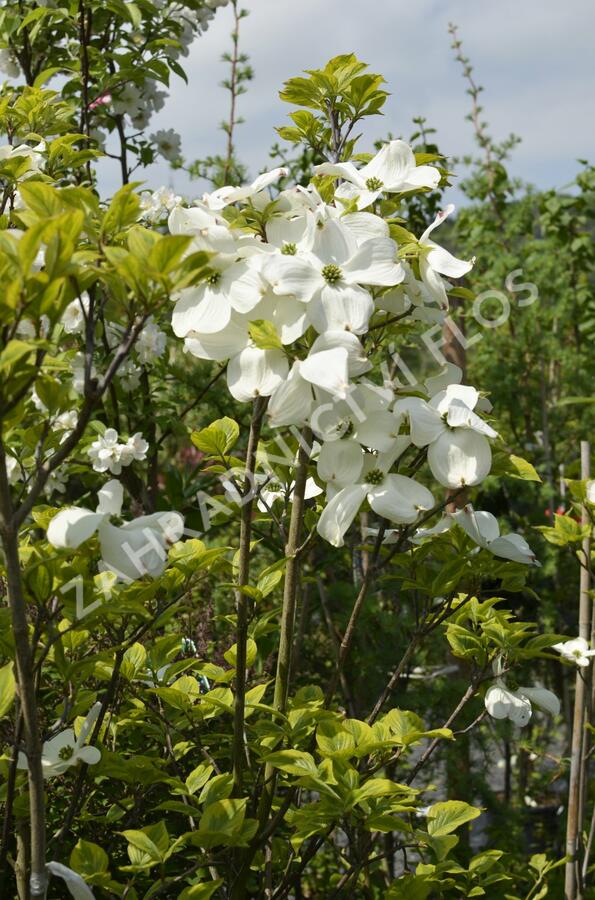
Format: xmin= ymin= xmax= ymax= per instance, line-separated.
xmin=418 ymin=205 xmax=474 ymax=308
xmin=395 ymin=385 xmax=497 ymax=488
xmin=317 ymin=451 xmax=435 ymax=547
xmin=47 ymin=480 xmax=183 ymax=581
xmin=18 ymin=703 xmax=102 ymax=779
xmin=552 ymin=637 xmax=595 ymax=667
xmin=226 ymin=346 xmax=289 ymax=402
xmin=314 ymin=139 xmax=440 ymax=209
xmin=485 ymin=681 xmax=559 ymax=727
xmin=202 ymin=166 xmax=288 ymax=210
xmin=449 ymin=504 xmax=539 ymax=566
xmin=263 ymin=218 xmax=403 ymax=334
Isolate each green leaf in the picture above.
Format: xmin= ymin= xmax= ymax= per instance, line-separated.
xmin=316 ymin=720 xmax=356 ymax=758
xmin=0 ymin=340 xmax=35 ymax=374
xmin=426 ymin=800 xmax=482 ymax=836
xmin=257 ymin=567 xmax=284 ymax=598
xmin=18 ymin=182 xmax=63 ymax=218
xmin=33 ymin=67 xmax=67 ymax=88
xmin=198 ymin=772 xmax=233 ymax=807
xmin=147 ymin=234 xmax=192 ymax=274
xmin=195 ymin=798 xmax=248 ymax=847
xmin=120 ymin=821 xmax=170 ymax=863
xmin=0 ymin=663 xmax=16 ymax=719
xmin=224 ymin=638 xmax=257 ymax=668
xmin=264 ymin=750 xmax=318 ymax=777
xmin=185 ymin=763 xmax=213 ymax=796
xmin=424 ymin=833 xmax=459 ymax=862
xmin=191 ymin=417 xmax=240 ymax=456
xmin=506 ymin=454 xmax=542 ymax=482
xmin=101 ymin=183 xmax=141 ymax=237
xmin=178 ymin=882 xmax=224 ymax=900
xmin=248 ymin=319 xmax=282 ymax=350
xmin=491 ymin=451 xmax=541 ymax=482
xmin=69 ymin=839 xmax=109 ymax=878
xmin=121 ymin=642 xmax=147 ymax=680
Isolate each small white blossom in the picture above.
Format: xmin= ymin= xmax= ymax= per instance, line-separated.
xmin=121 ymin=432 xmax=149 ymax=465
xmin=117 ymin=358 xmax=141 ymax=392
xmin=45 ymin=468 xmax=68 ymax=496
xmin=0 ymin=48 xmax=20 ymax=78
xmin=140 ymin=187 xmax=181 ymax=224
xmin=62 ymin=294 xmax=90 ymax=335
xmin=88 ymin=429 xmax=148 ymax=474
xmin=136 ymin=317 xmax=167 ymax=363
xmin=16 ymin=315 xmax=50 ymax=339
xmin=5 ymin=455 xmax=21 ymax=484
xmin=56 ymin=410 xmax=78 ymax=434
xmin=151 ymin=128 xmax=182 ymax=161
xmin=89 ymin=428 xmax=122 ymax=474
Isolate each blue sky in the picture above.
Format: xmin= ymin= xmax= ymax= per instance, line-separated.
xmin=102 ymin=0 xmax=595 ymax=201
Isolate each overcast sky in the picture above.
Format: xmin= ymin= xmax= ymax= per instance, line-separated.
xmin=103 ymin=0 xmax=595 ymax=201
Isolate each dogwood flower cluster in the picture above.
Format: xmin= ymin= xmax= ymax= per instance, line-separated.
xmin=88 ymin=429 xmax=148 ymax=474
xmin=167 ymin=144 xmax=537 ymax=556
xmin=47 ymin=479 xmax=184 ymax=581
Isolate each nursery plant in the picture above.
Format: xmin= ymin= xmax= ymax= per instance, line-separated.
xmin=0 ymin=5 xmax=593 ymax=898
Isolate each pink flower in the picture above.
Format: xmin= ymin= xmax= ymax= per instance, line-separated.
xmin=88 ymin=92 xmax=112 ymax=111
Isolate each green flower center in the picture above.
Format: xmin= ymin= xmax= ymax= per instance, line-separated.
xmin=58 ymin=745 xmax=74 ymax=761
xmin=365 ymin=176 xmax=383 ymax=191
xmin=206 ymin=271 xmax=221 ymax=285
xmin=281 ymin=242 xmax=297 ymax=255
xmin=321 ymin=264 xmax=342 ymax=285
xmin=341 ymin=420 xmax=354 ymax=438
xmin=366 ymin=468 xmax=384 ymax=486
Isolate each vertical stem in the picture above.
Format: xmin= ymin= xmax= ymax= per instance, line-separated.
xmin=271 ymin=428 xmax=312 ymax=714
xmin=232 ymin=430 xmax=312 ymax=899
xmin=0 ymin=442 xmax=47 ymax=898
xmin=232 ymin=397 xmax=267 ymax=795
xmin=324 ymin=527 xmax=384 ymax=705
xmin=539 ymin=360 xmax=556 ymax=519
xmin=564 ymin=440 xmax=591 ymax=899
xmin=0 ymin=712 xmax=23 ymax=892
xmin=16 ymin=823 xmax=29 ymax=900
xmin=223 ymin=0 xmax=241 ymax=183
